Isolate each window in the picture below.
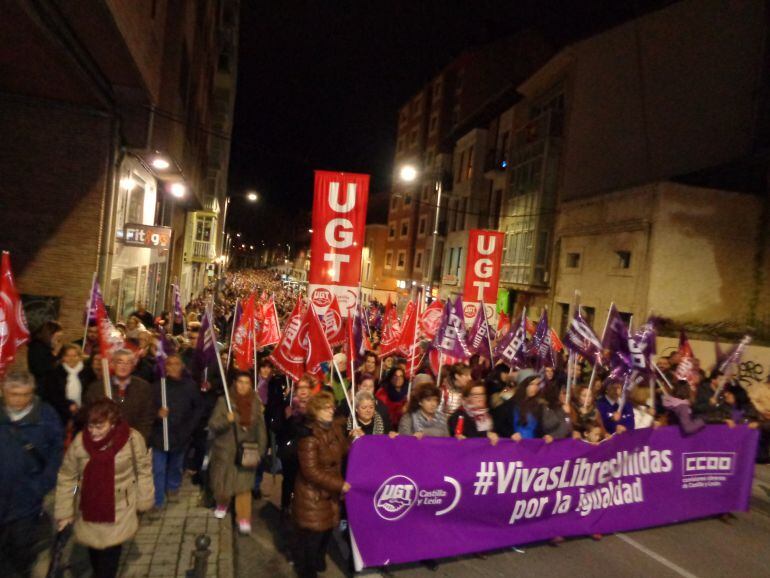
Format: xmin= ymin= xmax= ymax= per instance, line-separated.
xmin=414 ymin=250 xmax=423 ymax=270
xmin=583 ymin=306 xmax=596 ymax=328
xmin=403 ymin=194 xmax=412 ymax=206
xmin=385 ymin=251 xmax=393 ymax=268
xmin=396 ymin=251 xmax=406 ymax=270
xmin=566 ymin=252 xmax=581 ymax=269
xmin=619 ymin=311 xmax=632 ymax=326
xmin=558 ymin=303 xmax=570 ymax=334
xmin=388 ymin=222 xmax=396 ymax=240
xmin=421 ymin=184 xmax=430 ymax=201
xmin=195 ymin=215 xmax=213 ymax=242
xmin=465 ymin=146 xmax=474 ymax=180
xmin=126 ymin=184 xmax=146 ymax=225
xmin=410 ymin=129 xmax=418 ymax=145
xmin=615 ymin=251 xmax=632 ymax=269
xmin=391 ymin=196 xmax=399 ymax=211
xmin=418 ymin=216 xmax=427 ymax=236
xmin=425 ymin=149 xmax=434 ymax=168
xmin=445 ymin=247 xmax=455 ymax=276
xmin=429 ymin=114 xmax=438 ymax=134
xmin=400 ymin=220 xmax=409 ymax=238
xmin=454 ymin=247 xmax=463 ymax=276
xmin=499 ymin=131 xmax=509 ymax=166
xmin=456 ymin=151 xmax=465 ymax=183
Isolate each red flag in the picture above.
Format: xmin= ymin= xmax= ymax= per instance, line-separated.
xmin=233 ymin=294 xmax=256 ymax=370
xmin=675 ymin=330 xmax=699 ymax=386
xmin=428 ymin=348 xmax=461 ymax=377
xmin=550 ymin=329 xmax=564 ymax=352
xmin=257 ymin=299 xmax=281 ymax=348
xmin=295 ymin=304 xmax=334 ymax=380
xmin=497 ymin=311 xmax=511 ymax=335
xmin=397 ymin=301 xmax=418 ymax=355
xmin=378 ymin=297 xmax=402 ymax=358
xmin=95 ymin=297 xmax=123 ymax=360
xmin=269 ymin=299 xmax=305 ymax=381
xmin=418 ymin=300 xmax=444 ymax=341
xmin=0 ymin=252 xmax=30 ymax=376
xmin=321 ymin=295 xmax=345 ymax=347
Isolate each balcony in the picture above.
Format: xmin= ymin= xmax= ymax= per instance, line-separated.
xmin=484 ymin=149 xmax=508 ymax=174
xmin=191 ymin=240 xmax=215 ymax=263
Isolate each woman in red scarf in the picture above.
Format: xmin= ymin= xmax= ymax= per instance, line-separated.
xmin=55 ymin=399 xmax=154 ymax=578
xmin=448 ymin=381 xmax=500 ymax=444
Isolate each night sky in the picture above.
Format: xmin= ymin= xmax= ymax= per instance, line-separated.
xmin=227 ymin=0 xmax=675 ymax=247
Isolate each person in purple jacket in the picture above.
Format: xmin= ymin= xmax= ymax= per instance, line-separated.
xmin=663 ymin=380 xmax=706 ymax=435
xmin=596 ymin=379 xmax=634 ymax=435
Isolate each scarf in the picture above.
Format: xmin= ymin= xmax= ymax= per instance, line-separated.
xmin=411 ymin=410 xmax=447 ymax=434
xmin=63 ymin=361 xmax=84 ymax=406
xmin=235 ymin=391 xmax=253 ymax=428
xmin=80 ymin=420 xmax=131 ymax=523
xmin=347 ymin=412 xmax=385 ymax=435
xmin=385 ymin=382 xmax=407 ymax=403
xmin=461 ymin=401 xmax=493 ymax=432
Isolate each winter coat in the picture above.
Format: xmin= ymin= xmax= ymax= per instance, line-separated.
xmin=27 ymin=338 xmax=58 ymax=387
xmin=150 ymin=376 xmax=203 ymax=452
xmin=493 ymin=398 xmax=543 ymax=439
xmin=375 ymin=387 xmax=407 ymax=430
xmin=207 ymin=392 xmax=267 ymax=501
xmin=447 ymin=407 xmax=493 ymax=438
xmin=85 ymin=376 xmax=156 ymax=443
xmin=54 ymin=428 xmax=154 ymax=549
xmin=293 ymin=420 xmax=348 ymax=532
xmin=0 ymin=399 xmax=63 ymax=524
xmin=596 ymin=396 xmax=635 ymax=434
xmin=398 ymin=410 xmax=449 ymax=437
xmin=539 ymin=405 xmax=573 ymax=439
xmin=41 ymin=364 xmax=96 ymax=426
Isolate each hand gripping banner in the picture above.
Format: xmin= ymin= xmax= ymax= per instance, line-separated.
xmin=308 ymin=170 xmax=370 ymax=317
xmin=346 ymin=426 xmax=757 ymax=569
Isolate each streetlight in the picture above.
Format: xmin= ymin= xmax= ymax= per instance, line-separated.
xmin=398 ymin=163 xmax=443 ymax=298
xmin=169 ymin=182 xmax=186 ymax=198
xmin=247 ymin=191 xmax=258 ymax=202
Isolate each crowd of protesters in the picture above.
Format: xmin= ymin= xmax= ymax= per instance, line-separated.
xmin=2 ymin=268 xmax=770 ymax=578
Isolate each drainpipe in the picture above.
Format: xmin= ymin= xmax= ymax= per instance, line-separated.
xmin=96 ymin=117 xmax=122 ymax=307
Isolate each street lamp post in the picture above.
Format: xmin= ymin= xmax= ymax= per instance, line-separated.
xmin=398 ymin=164 xmax=442 ymax=301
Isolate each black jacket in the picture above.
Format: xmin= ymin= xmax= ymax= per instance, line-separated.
xmin=448 ymin=407 xmax=489 ymax=438
xmin=27 ymin=339 xmax=58 ymax=387
xmin=150 ymin=376 xmax=204 ymax=452
xmin=40 ymin=364 xmax=95 ymax=426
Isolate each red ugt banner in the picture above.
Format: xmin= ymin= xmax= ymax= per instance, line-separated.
xmin=463 ymin=230 xmax=504 ymax=326
xmin=309 ymin=171 xmax=370 ymax=317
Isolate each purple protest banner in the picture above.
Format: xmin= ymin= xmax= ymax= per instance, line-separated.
xmin=346 ymin=426 xmax=757 ymax=569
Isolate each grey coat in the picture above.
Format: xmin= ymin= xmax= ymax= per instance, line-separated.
xmin=207 ymin=391 xmax=267 ymax=502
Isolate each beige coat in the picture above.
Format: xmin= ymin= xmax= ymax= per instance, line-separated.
xmin=208 ymin=391 xmax=267 ymax=502
xmin=54 ymin=429 xmax=154 ymax=549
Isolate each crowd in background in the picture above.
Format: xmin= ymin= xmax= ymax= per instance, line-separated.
xmin=2 ymin=268 xmax=770 ymax=578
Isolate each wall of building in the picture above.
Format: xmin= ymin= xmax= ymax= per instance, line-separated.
xmin=561 ymin=0 xmax=766 ymax=201
xmin=647 ymin=183 xmax=764 ymax=326
xmin=0 ymin=97 xmax=112 ymax=340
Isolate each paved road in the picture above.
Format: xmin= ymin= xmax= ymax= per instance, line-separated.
xmin=237 ymin=470 xmax=770 ymax=578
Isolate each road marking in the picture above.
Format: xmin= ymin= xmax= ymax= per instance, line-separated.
xmin=616 ymin=533 xmax=699 ymax=578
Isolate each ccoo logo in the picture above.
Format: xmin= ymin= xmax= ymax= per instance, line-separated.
xmin=373 ymin=475 xmax=419 ymax=521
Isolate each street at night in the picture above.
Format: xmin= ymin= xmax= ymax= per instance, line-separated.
xmin=2 ymin=1 xmax=770 ymax=578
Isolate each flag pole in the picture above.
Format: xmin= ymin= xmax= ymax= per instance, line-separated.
xmin=407 ymin=289 xmax=423 ymax=399
xmin=210 ymin=307 xmax=232 ymax=413
xmin=82 ymin=272 xmax=97 ymax=348
xmin=586 ymin=301 xmax=614 ymax=396
xmin=161 ymin=376 xmax=169 ymax=451
xmin=331 ymin=355 xmax=357 ymax=429
xmin=482 ymin=301 xmax=495 ymax=366
xmin=226 ymin=297 xmax=240 ymax=372
xmin=101 ymin=357 xmax=112 ymax=399
xmin=252 ymin=327 xmax=258 ymax=394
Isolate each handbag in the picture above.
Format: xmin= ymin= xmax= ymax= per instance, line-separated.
xmin=232 ymin=423 xmax=261 ymax=469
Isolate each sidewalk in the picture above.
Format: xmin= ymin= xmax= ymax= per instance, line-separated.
xmin=751 ymin=463 xmax=770 ymax=516
xmin=61 ymin=478 xmax=233 ymax=578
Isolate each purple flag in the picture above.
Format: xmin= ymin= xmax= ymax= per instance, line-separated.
xmin=529 ymin=309 xmax=555 ymax=369
xmin=351 ymin=305 xmax=369 ymax=368
xmin=467 ymin=304 xmax=495 ymax=359
xmin=346 ymin=426 xmax=757 ymax=568
xmin=602 ymin=304 xmax=629 ymax=356
xmin=495 ymin=308 xmax=529 ymax=368
xmin=195 ymin=307 xmax=218 ymax=368
xmin=85 ymin=279 xmax=104 ymax=324
xmin=564 ymin=309 xmax=603 ymax=366
xmin=172 ymin=284 xmax=185 ymax=323
xmin=155 ymin=327 xmax=175 ymax=379
xmin=609 ymin=319 xmax=657 ymax=392
xmin=433 ymin=298 xmax=471 ymax=360
xmin=719 ymin=335 xmax=752 ymax=374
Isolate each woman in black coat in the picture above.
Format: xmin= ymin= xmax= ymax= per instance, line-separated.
xmin=41 ymin=343 xmax=95 ymax=429
xmin=28 ymin=320 xmax=63 ymax=388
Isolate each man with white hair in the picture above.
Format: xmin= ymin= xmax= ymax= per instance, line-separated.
xmin=85 ymin=348 xmax=155 ymax=442
xmin=0 ymin=370 xmax=63 ymax=577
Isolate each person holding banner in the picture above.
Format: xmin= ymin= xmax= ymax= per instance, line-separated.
xmin=150 ymin=354 xmax=202 ymax=509
xmin=493 ymin=375 xmax=545 ymax=440
xmin=569 ymin=386 xmax=607 ymax=442
xmin=208 ymin=371 xmax=267 ymax=534
xmin=292 ymin=391 xmax=350 ymax=578
xmin=448 ymin=381 xmax=499 ymax=444
xmin=539 ymin=384 xmax=574 ymax=442
xmin=347 ymin=391 xmax=389 ymax=437
xmin=596 ymin=379 xmax=635 ymax=435
xmin=85 ymin=349 xmax=155 ymax=443
xmin=398 ymin=382 xmax=448 ymax=438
